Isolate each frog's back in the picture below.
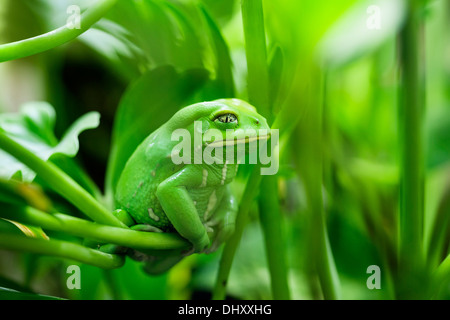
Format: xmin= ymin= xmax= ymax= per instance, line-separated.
xmin=114 ymin=129 xmax=182 ymax=231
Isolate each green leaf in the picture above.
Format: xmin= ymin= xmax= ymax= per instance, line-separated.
xmin=0 ymin=101 xmax=100 ymax=182
xmin=199 ymin=4 xmax=235 ymax=99
xmin=107 ymin=0 xmax=202 ymax=70
xmin=268 ymin=45 xmax=285 ymax=113
xmin=0 ymin=287 xmax=64 ymax=300
xmin=426 ymin=107 xmax=450 ymax=169
xmin=0 ymin=178 xmax=51 ymax=239
xmin=78 ymin=19 xmax=146 ymax=79
xmin=200 ymin=0 xmax=238 ymax=25
xmin=105 ymin=66 xmax=209 ymax=195
xmin=164 ymin=2 xmax=206 ymax=71
xmin=317 ymin=0 xmax=406 ymax=69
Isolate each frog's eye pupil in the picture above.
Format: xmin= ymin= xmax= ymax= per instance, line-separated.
xmin=216 ymin=113 xmax=237 ymax=124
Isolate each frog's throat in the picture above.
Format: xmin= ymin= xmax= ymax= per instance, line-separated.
xmin=205 ymin=134 xmax=270 ymax=148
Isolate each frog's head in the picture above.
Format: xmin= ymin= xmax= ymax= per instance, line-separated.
xmin=169 ymin=98 xmax=270 ymax=164
xmin=196 ymin=98 xmax=270 ymax=148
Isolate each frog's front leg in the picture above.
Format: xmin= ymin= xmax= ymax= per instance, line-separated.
xmin=205 ymin=185 xmax=238 ymax=253
xmin=156 ymin=165 xmax=210 ymax=252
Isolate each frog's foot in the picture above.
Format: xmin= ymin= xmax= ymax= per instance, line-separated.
xmin=142 ymin=255 xmax=185 ymax=275
xmin=204 ymin=222 xmax=235 ymax=254
xmin=126 ymin=224 xmax=165 ymax=262
xmin=98 ymin=243 xmax=129 ymax=255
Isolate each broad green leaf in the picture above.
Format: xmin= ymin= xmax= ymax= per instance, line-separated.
xmin=105 ymin=66 xmax=209 ymax=196
xmin=199 ymin=4 xmax=235 ymax=99
xmin=200 ymin=0 xmax=238 ymax=25
xmin=107 ymin=0 xmax=204 ymax=71
xmin=78 ymin=19 xmax=146 ymax=80
xmin=164 ymin=2 xmax=206 ymax=71
xmin=317 ymin=0 xmax=406 ymax=69
xmin=0 ymin=102 xmax=100 ymax=182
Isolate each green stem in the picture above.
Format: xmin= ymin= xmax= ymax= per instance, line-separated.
xmin=212 ymin=166 xmax=262 ymax=300
xmin=292 ymin=70 xmax=340 ymax=300
xmin=103 ymin=269 xmax=125 ymax=300
xmin=0 ymin=0 xmax=118 ymax=62
xmin=310 ymin=73 xmax=340 ymax=299
xmin=0 ymin=233 xmax=124 ymax=269
xmin=396 ymin=0 xmax=426 ymax=298
xmin=0 ymin=131 xmax=125 ymax=228
xmin=0 ymin=205 xmax=189 ymax=251
xmin=242 ymin=0 xmax=291 ymax=300
xmin=258 ymin=175 xmax=290 ymax=299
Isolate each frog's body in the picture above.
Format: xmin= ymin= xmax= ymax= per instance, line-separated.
xmin=115 ymin=132 xmax=238 ymax=233
xmin=112 ymin=98 xmax=269 ymax=273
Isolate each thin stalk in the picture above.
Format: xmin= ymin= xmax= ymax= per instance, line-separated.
xmin=308 ymin=72 xmax=340 ymax=299
xmin=212 ymin=166 xmax=262 ymax=300
xmin=258 ymin=175 xmax=290 ymax=299
xmin=0 ymin=205 xmax=190 ymax=251
xmin=289 ymin=68 xmax=340 ymax=299
xmin=103 ymin=269 xmax=125 ymax=300
xmin=243 ymin=0 xmax=290 ymax=300
xmin=0 ymin=233 xmax=124 ymax=269
xmin=396 ymin=0 xmax=426 ymax=298
xmin=0 ymin=0 xmax=118 ymax=62
xmin=0 ymin=131 xmax=126 ymax=228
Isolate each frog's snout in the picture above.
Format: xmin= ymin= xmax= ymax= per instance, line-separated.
xmin=253 ymin=116 xmax=270 ymax=132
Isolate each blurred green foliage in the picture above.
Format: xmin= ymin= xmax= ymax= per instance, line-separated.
xmin=0 ymin=0 xmax=449 ymax=300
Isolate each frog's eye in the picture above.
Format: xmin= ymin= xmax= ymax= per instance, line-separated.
xmin=215 ymin=113 xmax=238 ymax=124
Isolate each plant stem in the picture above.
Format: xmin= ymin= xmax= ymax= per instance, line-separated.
xmin=0 ymin=131 xmax=125 ymax=228
xmin=212 ymin=166 xmax=262 ymax=300
xmin=243 ymin=0 xmax=290 ymax=300
xmin=0 ymin=0 xmax=118 ymax=62
xmin=0 ymin=205 xmax=190 ymax=251
xmin=0 ymin=233 xmax=124 ymax=269
xmin=258 ymin=175 xmax=291 ymax=299
xmin=396 ymin=0 xmax=426 ymax=298
xmin=308 ymin=72 xmax=341 ymax=299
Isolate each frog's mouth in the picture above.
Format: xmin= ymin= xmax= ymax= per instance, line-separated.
xmin=205 ymin=134 xmax=270 ymax=148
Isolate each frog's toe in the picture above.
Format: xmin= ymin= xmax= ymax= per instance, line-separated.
xmin=181 ymin=247 xmax=195 ymax=257
xmin=128 ymin=249 xmax=151 ymax=262
xmin=204 ymin=222 xmax=235 ymax=254
xmin=131 ymin=224 xmax=163 ymax=233
xmin=99 ymin=243 xmax=128 ymax=255
xmin=142 ymin=255 xmax=185 ymax=275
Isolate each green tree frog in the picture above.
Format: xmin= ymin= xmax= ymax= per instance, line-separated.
xmin=112 ymin=98 xmax=270 ymax=273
